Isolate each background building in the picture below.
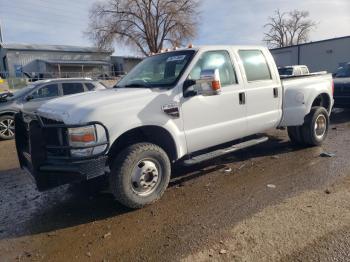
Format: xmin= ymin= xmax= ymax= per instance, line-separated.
xmin=270 ymin=36 xmax=350 ymax=73
xmin=0 ymin=43 xmax=113 ymax=79
xmin=111 ymin=56 xmax=143 ymax=75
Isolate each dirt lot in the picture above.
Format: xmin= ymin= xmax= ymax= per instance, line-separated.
xmin=0 ymin=109 xmax=350 ymax=262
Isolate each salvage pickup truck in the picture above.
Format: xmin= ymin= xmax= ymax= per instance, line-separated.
xmin=15 ymin=46 xmax=334 ymax=208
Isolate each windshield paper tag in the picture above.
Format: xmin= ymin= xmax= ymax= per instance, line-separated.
xmin=167 ymin=55 xmax=186 ymax=62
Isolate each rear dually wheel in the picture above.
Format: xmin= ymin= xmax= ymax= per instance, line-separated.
xmin=287 ymin=106 xmax=329 ymax=147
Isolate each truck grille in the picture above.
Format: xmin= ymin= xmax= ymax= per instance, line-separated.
xmin=44 ymin=127 xmax=70 ymax=158
xmin=16 ymin=113 xmax=70 ymax=161
xmin=40 ymin=117 xmax=64 ymax=125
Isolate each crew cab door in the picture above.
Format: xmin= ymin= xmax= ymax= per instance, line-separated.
xmin=181 ymin=50 xmax=247 ymax=153
xmin=237 ymin=49 xmax=282 ymax=134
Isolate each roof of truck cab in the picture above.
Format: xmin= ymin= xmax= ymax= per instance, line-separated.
xmin=181 ymin=45 xmax=268 ymax=51
xmin=150 ymin=45 xmax=269 ymax=56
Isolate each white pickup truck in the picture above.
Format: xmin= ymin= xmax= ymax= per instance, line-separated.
xmin=15 ymin=46 xmax=334 ymax=208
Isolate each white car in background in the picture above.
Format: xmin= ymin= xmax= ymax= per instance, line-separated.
xmin=278 ymin=65 xmax=310 ymax=77
xmin=0 ymin=78 xmax=106 ymax=140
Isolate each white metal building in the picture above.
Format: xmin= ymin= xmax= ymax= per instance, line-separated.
xmin=270 ymin=36 xmax=350 ymax=73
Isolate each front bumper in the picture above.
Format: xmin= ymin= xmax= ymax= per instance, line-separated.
xmin=15 ymin=112 xmax=109 ymax=191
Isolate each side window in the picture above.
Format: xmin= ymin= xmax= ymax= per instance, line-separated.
xmin=62 ymin=83 xmax=84 ymax=95
xmin=188 ymin=50 xmax=237 ymax=87
xmin=301 ymin=67 xmax=308 ymax=75
xmin=85 ymin=83 xmax=96 ymax=91
xmin=31 ymin=84 xmax=59 ymax=99
xmin=238 ymin=50 xmax=272 ymax=81
xmin=294 ymin=68 xmax=301 ymax=76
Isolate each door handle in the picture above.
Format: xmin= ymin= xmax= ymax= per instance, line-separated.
xmin=239 ymin=92 xmax=246 ymax=105
xmin=273 ymin=87 xmax=279 ymax=98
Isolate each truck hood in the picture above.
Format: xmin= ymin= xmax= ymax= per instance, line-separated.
xmin=37 ymin=88 xmax=164 ymax=124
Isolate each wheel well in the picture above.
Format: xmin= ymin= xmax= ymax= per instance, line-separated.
xmin=311 ymin=93 xmax=331 ymax=113
xmin=0 ymin=112 xmax=15 ymax=118
xmin=108 ymin=126 xmax=178 ymax=165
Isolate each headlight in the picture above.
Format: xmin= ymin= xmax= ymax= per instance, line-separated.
xmin=68 ymin=125 xmax=96 ymax=147
xmin=68 ymin=125 xmax=107 ymax=157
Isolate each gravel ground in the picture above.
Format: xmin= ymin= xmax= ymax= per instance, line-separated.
xmin=0 ymin=109 xmax=349 ymax=261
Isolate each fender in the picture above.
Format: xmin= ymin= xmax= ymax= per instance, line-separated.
xmin=279 ymin=74 xmax=333 ymax=127
xmin=0 ymin=109 xmax=18 ymax=116
xmin=108 ymin=120 xmax=188 ymax=160
xmin=305 ymin=91 xmax=333 ymax=115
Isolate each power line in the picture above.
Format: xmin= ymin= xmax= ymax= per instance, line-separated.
xmin=0 ymin=19 xmax=3 ymax=42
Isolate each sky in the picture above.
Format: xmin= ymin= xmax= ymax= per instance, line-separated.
xmin=0 ymin=0 xmax=349 ymax=56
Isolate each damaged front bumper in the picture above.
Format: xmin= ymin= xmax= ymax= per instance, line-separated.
xmin=15 ymin=112 xmax=110 ymax=191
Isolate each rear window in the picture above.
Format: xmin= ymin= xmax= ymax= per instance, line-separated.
xmin=293 ymin=68 xmax=302 ymax=76
xmin=278 ymin=68 xmax=293 ymax=76
xmin=62 ymin=83 xmax=85 ymax=95
xmin=301 ymin=67 xmax=309 ymax=75
xmin=239 ymin=50 xmax=272 ymax=81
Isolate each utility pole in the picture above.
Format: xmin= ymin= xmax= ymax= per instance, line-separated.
xmin=0 ymin=19 xmax=3 ymax=43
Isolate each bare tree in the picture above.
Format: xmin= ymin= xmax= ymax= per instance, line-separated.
xmin=263 ymin=10 xmax=317 ymax=48
xmin=87 ymin=0 xmax=199 ymax=55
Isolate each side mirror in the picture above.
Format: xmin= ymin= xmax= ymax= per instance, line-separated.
xmin=196 ymin=69 xmax=221 ymax=96
xmin=183 ymin=79 xmax=197 ymax=97
xmin=25 ymin=95 xmax=34 ymax=101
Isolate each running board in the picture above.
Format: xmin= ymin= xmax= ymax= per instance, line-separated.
xmin=183 ymin=136 xmax=269 ymax=166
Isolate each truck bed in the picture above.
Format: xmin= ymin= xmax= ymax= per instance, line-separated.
xmin=279 ymin=72 xmax=333 ymax=127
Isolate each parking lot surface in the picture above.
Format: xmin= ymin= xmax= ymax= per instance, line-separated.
xmin=1 ymin=110 xmax=350 ymax=261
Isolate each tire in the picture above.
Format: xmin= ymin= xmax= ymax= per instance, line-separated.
xmin=287 ymin=126 xmax=304 ymax=145
xmin=301 ymin=107 xmax=329 ymax=146
xmin=0 ymin=115 xmax=15 ymax=140
xmin=109 ymin=142 xmax=171 ymax=209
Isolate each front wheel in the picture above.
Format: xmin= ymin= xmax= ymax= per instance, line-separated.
xmin=109 ymin=143 xmax=171 ymax=209
xmin=0 ymin=115 xmax=15 ymax=140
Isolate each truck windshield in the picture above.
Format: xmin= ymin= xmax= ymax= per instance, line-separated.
xmin=278 ymin=68 xmax=293 ymax=76
xmin=116 ymin=50 xmax=195 ymax=88
xmin=4 ymin=84 xmax=36 ymax=101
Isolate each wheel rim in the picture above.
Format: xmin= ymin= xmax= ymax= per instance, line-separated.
xmin=314 ymin=114 xmax=327 ymax=139
xmin=131 ymin=158 xmax=161 ymax=196
xmin=0 ymin=118 xmax=15 ymax=138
